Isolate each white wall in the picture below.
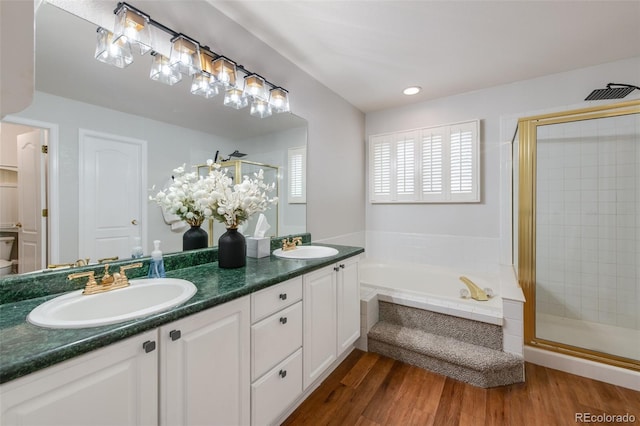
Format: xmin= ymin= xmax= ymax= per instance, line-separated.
xmin=365 ymin=57 xmax=640 ymax=269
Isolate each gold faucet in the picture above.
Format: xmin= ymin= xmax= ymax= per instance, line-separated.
xmin=281 ymin=237 xmax=302 ymax=251
xmin=98 ymin=256 xmax=119 ymax=264
xmin=68 ymin=262 xmax=143 ymax=295
xmin=47 ymin=258 xmax=91 ymax=269
xmin=459 ymin=276 xmax=489 ymax=301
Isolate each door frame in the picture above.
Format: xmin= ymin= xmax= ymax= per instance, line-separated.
xmin=1 ymin=115 xmax=59 ymax=265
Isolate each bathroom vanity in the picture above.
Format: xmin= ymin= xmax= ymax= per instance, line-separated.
xmin=0 ymin=243 xmax=364 ymax=425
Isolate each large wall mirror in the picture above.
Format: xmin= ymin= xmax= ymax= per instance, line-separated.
xmin=0 ymin=3 xmax=307 ymax=276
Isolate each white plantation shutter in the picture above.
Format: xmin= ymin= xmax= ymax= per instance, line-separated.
xmin=288 ymin=146 xmax=306 ymax=203
xmin=370 ymin=136 xmax=392 ymax=201
xmin=395 ymin=133 xmax=415 ymax=197
xmin=369 ymin=120 xmax=479 ymax=203
xmin=421 ymin=132 xmax=443 ymax=197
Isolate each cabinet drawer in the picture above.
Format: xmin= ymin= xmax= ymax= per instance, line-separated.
xmin=251 ymin=301 xmax=302 ymax=381
xmin=251 ymin=348 xmax=302 ymax=426
xmin=251 ymin=276 xmax=302 ymax=323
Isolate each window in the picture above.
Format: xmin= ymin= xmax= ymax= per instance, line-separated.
xmin=369 ymin=120 xmax=479 ymax=203
xmin=288 ymin=146 xmax=306 ymax=203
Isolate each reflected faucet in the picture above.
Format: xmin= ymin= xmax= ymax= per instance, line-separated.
xmin=281 ymin=237 xmax=302 ymax=251
xmin=459 ymin=276 xmax=489 ymax=301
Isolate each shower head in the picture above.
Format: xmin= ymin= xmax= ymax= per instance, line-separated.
xmin=584 ymin=83 xmax=639 ymax=101
xmin=229 ymin=150 xmax=247 ymax=158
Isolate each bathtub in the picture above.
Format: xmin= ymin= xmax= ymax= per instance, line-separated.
xmin=359 ymin=259 xmax=505 ymax=325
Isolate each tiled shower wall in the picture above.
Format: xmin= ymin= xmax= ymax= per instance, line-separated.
xmin=535 ymin=114 xmax=639 ymax=329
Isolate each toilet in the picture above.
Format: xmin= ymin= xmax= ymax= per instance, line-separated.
xmin=0 ymin=237 xmax=15 ymax=277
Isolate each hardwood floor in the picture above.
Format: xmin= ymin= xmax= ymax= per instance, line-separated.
xmin=283 ymin=350 xmax=640 ymax=426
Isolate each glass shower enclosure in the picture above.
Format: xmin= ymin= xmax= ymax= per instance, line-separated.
xmin=517 ymin=100 xmax=639 ymax=371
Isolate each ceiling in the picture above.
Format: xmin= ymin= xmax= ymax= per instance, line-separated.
xmin=210 ymin=0 xmax=640 ymax=113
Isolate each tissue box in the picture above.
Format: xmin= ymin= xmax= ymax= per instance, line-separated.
xmin=246 ymin=237 xmax=270 ymax=258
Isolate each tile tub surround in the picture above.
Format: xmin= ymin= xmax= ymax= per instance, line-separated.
xmin=0 ymin=240 xmax=358 ymax=384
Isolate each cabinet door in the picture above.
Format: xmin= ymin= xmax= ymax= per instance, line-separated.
xmin=337 ymin=256 xmax=360 ymax=354
xmin=0 ymin=330 xmax=158 ymax=426
xmin=303 ymin=264 xmax=337 ymax=389
xmin=160 ymin=296 xmax=250 ymax=426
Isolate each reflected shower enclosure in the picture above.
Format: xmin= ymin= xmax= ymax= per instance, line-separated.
xmin=518 ymin=100 xmax=640 ymax=370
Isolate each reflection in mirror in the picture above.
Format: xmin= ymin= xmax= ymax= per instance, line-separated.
xmin=0 ymin=3 xmax=307 ymax=278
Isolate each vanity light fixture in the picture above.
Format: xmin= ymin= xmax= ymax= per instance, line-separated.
xmin=169 ymin=34 xmax=201 ymax=76
xmin=95 ymin=27 xmax=133 ymax=68
xmin=403 ymin=86 xmax=421 ymax=96
xmin=269 ymin=87 xmax=290 ymax=113
xmin=95 ymin=2 xmax=290 ymax=118
xmin=250 ymin=99 xmax=272 ymax=118
xmin=191 ymin=51 xmax=219 ymax=98
xmin=149 ymin=52 xmax=182 ymax=85
xmin=113 ymin=3 xmax=152 ymax=55
xmin=243 ymin=74 xmax=269 ymax=101
xmin=212 ymin=56 xmax=237 ymax=89
xmin=224 ymin=79 xmax=249 ymax=109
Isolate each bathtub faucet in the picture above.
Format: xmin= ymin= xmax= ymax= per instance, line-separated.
xmin=459 ymin=276 xmax=489 ymax=301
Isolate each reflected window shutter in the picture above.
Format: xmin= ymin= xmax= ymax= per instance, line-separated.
xmin=288 ymin=147 xmax=306 ymax=203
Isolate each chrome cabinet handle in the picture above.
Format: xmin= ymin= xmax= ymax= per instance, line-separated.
xmin=169 ymin=330 xmax=181 ymax=341
xmin=280 ymin=317 xmax=288 ymax=325
xmin=339 ymin=264 xmax=345 ymax=269
xmin=279 ymin=369 xmax=287 ymax=378
xmin=279 ymin=293 xmax=287 ymax=300
xmin=333 ymin=266 xmax=340 ymax=272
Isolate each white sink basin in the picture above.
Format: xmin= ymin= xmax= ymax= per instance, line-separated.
xmin=273 ymin=245 xmax=339 ymax=259
xmin=27 ymin=278 xmax=197 ymax=329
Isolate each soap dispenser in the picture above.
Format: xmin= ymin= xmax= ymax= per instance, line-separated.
xmin=148 ymin=240 xmax=166 ymax=278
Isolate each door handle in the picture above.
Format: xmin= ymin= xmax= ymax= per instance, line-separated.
xmin=131 ymin=219 xmax=138 ymax=225
xmin=15 ymin=222 xmax=22 ymax=228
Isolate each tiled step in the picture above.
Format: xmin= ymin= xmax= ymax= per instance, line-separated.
xmin=378 ymin=301 xmax=503 ymax=350
xmin=368 ymin=321 xmax=524 ymax=388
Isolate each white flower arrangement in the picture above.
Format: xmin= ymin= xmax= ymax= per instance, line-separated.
xmin=150 ymin=160 xmax=278 ymax=229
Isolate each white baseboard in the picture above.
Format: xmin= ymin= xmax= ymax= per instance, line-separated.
xmin=524 ymin=346 xmax=640 ymax=391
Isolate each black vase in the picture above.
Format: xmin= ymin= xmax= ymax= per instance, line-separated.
xmin=218 ymin=228 xmax=246 ymax=269
xmin=183 ymin=225 xmax=208 ymax=251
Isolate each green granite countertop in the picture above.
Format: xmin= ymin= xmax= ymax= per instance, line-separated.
xmin=0 ymin=244 xmax=363 ymax=384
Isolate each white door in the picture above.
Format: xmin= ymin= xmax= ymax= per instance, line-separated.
xmin=17 ymin=129 xmax=46 ymax=273
xmin=79 ymin=130 xmax=146 ymax=262
xmin=337 ymin=257 xmax=361 ymax=354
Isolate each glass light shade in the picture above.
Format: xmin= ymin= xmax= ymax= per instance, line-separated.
xmin=269 ymin=88 xmax=290 ymax=113
xmin=95 ymin=27 xmax=133 ymax=68
xmin=113 ymin=4 xmax=152 ymax=55
xmin=250 ymin=99 xmax=272 ymax=118
xmin=223 ymin=87 xmax=249 ymax=109
xmin=191 ymin=73 xmax=219 ymax=98
xmin=169 ymin=35 xmax=201 ymax=76
xmin=212 ymin=57 xmax=237 ymax=89
xmin=243 ymin=74 xmax=268 ymax=101
xmin=149 ymin=52 xmax=182 ymax=85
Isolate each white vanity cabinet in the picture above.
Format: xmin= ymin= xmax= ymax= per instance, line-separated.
xmin=159 ymin=296 xmax=250 ymax=426
xmin=250 ymin=277 xmax=303 ymax=426
xmin=0 ymin=330 xmax=159 ymax=426
xmin=303 ymin=255 xmax=360 ymax=389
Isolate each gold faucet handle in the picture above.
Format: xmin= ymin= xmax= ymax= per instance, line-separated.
xmin=98 ymin=256 xmax=119 ymax=264
xmin=119 ymin=262 xmax=143 ymax=281
xmin=293 ymin=237 xmax=302 ymax=245
xmin=67 ymin=270 xmax=98 ymax=293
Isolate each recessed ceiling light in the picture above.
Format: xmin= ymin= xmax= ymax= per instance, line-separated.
xmin=403 ymin=86 xmax=421 ymax=96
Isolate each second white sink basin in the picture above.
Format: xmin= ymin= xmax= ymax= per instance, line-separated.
xmin=27 ymin=278 xmax=197 ymax=329
xmin=273 ymin=245 xmax=339 ymax=259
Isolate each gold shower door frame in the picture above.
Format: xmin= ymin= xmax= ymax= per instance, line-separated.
xmin=518 ymin=100 xmax=640 ymax=372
